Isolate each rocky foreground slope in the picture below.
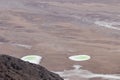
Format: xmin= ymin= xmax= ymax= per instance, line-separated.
xmin=0 ymin=55 xmax=63 ymax=80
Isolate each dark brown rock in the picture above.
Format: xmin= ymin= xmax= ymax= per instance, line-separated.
xmin=0 ymin=55 xmax=63 ymax=80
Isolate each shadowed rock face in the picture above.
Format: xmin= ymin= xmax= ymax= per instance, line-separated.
xmin=0 ymin=55 xmax=63 ymax=80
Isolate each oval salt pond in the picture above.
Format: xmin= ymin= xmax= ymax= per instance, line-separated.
xmin=21 ymin=55 xmax=42 ymax=64
xmin=69 ymin=55 xmax=91 ymax=61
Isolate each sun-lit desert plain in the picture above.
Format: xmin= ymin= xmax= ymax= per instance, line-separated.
xmin=0 ymin=0 xmax=120 ymax=80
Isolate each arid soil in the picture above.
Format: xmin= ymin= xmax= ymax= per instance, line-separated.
xmin=0 ymin=0 xmax=120 ymax=79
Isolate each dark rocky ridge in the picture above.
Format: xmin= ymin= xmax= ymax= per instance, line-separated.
xmin=0 ymin=55 xmax=63 ymax=80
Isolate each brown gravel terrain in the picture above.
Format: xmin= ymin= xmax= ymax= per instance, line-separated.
xmin=0 ymin=0 xmax=120 ymax=80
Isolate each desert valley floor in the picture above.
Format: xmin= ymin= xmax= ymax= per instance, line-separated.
xmin=0 ymin=0 xmax=120 ymax=80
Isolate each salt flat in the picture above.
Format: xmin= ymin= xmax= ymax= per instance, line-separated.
xmin=0 ymin=0 xmax=120 ymax=80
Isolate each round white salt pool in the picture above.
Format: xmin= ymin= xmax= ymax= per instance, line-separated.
xmin=21 ymin=55 xmax=42 ymax=64
xmin=69 ymin=55 xmax=91 ymax=61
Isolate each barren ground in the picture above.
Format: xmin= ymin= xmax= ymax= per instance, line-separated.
xmin=0 ymin=0 xmax=120 ymax=79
